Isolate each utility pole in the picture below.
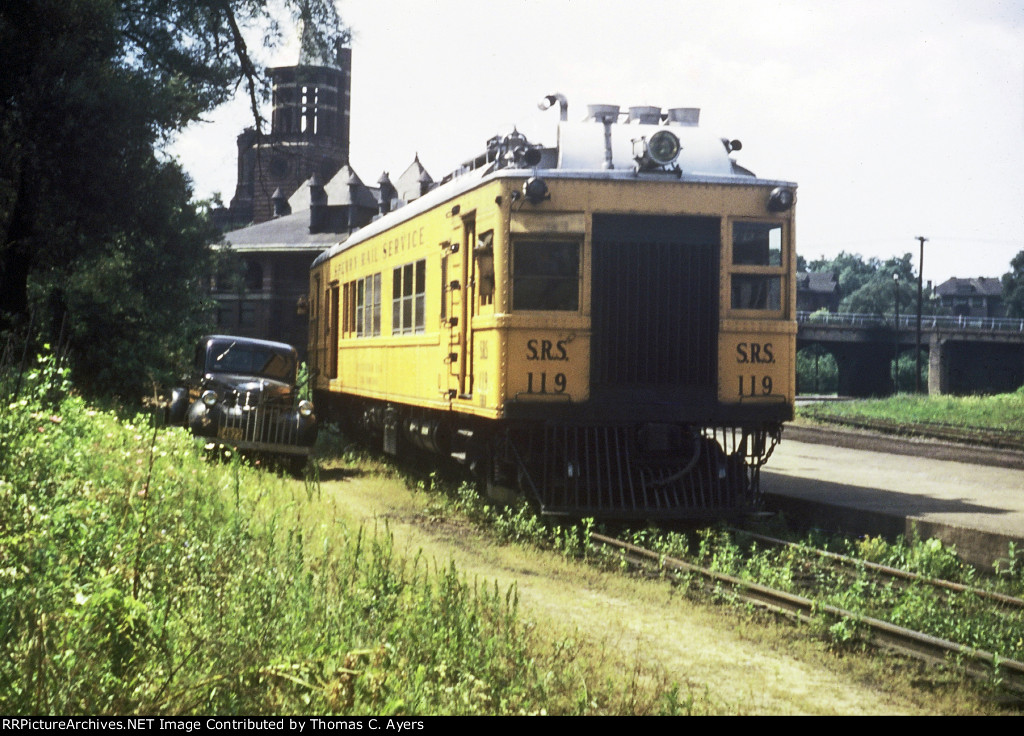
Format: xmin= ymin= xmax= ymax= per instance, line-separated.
xmin=893 ymin=272 xmax=900 ymax=392
xmin=915 ymin=236 xmax=927 ymax=393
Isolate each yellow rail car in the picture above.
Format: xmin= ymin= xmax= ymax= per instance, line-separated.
xmin=309 ymin=102 xmax=796 ymax=518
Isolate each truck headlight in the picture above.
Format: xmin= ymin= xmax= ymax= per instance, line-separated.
xmin=201 ymin=390 xmax=218 ymax=407
xmin=298 ymin=400 xmax=314 ymax=418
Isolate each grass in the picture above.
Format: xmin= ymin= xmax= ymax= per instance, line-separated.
xmin=797 ymin=387 xmax=1024 ymax=432
xmin=392 ymin=456 xmax=1024 ymax=679
xmin=5 ymin=351 xmax=1019 ymax=714
xmin=0 ymin=353 xmax=648 ymax=715
xmin=403 ymin=469 xmax=1023 ymax=710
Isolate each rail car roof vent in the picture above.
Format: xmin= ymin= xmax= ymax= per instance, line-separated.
xmin=667 ymin=107 xmax=700 ymax=126
xmin=628 ymin=106 xmax=662 ymax=125
xmin=586 ymin=104 xmax=620 ymax=123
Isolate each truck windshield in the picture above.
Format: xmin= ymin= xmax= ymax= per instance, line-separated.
xmin=208 ymin=341 xmax=294 ymax=381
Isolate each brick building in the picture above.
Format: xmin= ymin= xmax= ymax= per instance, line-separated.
xmin=210 ymin=44 xmax=436 ymax=356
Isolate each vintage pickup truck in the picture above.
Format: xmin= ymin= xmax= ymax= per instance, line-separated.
xmin=168 ymin=335 xmax=317 ymax=469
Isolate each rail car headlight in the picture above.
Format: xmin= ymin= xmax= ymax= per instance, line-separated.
xmin=768 ymin=186 xmax=795 ymax=212
xmin=298 ymin=400 xmax=314 ymax=418
xmin=647 ymin=130 xmax=681 ymax=165
xmin=201 ymin=389 xmax=218 ymax=407
xmin=633 ymin=130 xmax=681 ymax=171
xmin=523 ymin=177 xmax=550 ymax=204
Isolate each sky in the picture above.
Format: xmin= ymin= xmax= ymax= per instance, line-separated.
xmin=169 ymin=0 xmax=1024 ymax=285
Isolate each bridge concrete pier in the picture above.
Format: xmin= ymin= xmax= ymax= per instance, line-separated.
xmin=928 ymin=335 xmax=1024 ymax=395
xmin=832 ymin=341 xmax=894 ymax=397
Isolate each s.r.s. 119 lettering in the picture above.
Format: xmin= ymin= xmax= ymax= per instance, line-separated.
xmin=736 ymin=342 xmax=775 ymax=397
xmin=526 ymin=338 xmax=568 ymax=394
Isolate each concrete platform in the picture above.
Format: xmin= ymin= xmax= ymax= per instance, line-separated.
xmin=761 ymin=425 xmax=1024 ymax=570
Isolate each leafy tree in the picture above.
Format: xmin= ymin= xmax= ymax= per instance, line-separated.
xmin=0 ymin=0 xmax=347 ymax=396
xmin=796 ymin=345 xmax=838 ymax=395
xmin=805 ymin=251 xmax=938 ymax=316
xmin=840 ymin=253 xmax=916 ymax=315
xmin=1002 ymin=250 xmax=1024 ymax=318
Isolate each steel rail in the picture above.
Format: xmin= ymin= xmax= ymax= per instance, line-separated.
xmin=591 ymin=532 xmax=1024 ymax=691
xmin=729 ymin=528 xmax=1024 ymax=609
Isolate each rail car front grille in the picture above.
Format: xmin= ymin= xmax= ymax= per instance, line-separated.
xmin=591 ymin=214 xmax=719 ymax=390
xmin=510 ymin=424 xmax=776 ymax=518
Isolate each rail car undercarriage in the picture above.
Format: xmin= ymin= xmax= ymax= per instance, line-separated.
xmin=492 ymin=422 xmax=779 ymax=519
xmin=332 ymin=395 xmax=780 ymax=519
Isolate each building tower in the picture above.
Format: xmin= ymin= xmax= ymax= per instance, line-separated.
xmin=227 ymin=44 xmax=351 ymax=226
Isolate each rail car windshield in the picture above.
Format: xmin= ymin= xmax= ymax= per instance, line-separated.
xmin=512 ymin=240 xmax=580 ymax=311
xmin=730 ymin=221 xmax=785 ymax=312
xmin=204 ymin=340 xmax=295 ymax=382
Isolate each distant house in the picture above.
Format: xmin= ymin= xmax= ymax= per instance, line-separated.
xmin=934 ymin=277 xmax=1005 ymax=318
xmin=796 ymin=270 xmax=840 ymax=313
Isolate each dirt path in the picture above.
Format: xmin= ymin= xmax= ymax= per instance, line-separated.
xmin=311 ymin=464 xmax=992 ymax=715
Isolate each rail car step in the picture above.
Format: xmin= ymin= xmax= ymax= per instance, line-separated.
xmin=450 ymin=451 xmax=468 ymax=464
xmin=456 ymin=428 xmax=474 ymax=439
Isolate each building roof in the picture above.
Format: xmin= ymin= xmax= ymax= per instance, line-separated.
xmin=220 ymin=211 xmax=345 ymax=252
xmin=222 ymin=154 xmax=435 ymax=254
xmin=797 ymin=271 xmax=839 ymax=293
xmin=395 ymin=154 xmax=434 ymax=203
xmin=322 ymin=164 xmax=380 ymax=209
xmin=288 ymin=164 xmax=381 ymax=213
xmin=935 ymin=277 xmax=1003 ymax=297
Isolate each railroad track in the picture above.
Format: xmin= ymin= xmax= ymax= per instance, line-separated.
xmin=731 ymin=528 xmax=1024 ymax=610
xmin=591 ymin=532 xmax=1024 ymax=694
xmin=798 ymin=413 xmax=1024 ymax=452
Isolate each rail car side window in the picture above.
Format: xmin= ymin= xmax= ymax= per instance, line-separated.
xmin=329 ymin=283 xmax=340 ymax=378
xmin=355 ymin=273 xmax=381 ymax=337
xmin=341 ymin=281 xmax=356 ymax=337
xmin=731 ymin=275 xmax=782 ymax=310
xmin=512 ymin=240 xmax=580 ymax=311
xmin=392 ymin=259 xmax=426 ymax=335
xmin=733 ymin=222 xmax=782 ymax=266
xmin=730 ymin=222 xmax=784 ymax=312
xmin=476 ymin=230 xmax=495 ymax=306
